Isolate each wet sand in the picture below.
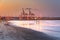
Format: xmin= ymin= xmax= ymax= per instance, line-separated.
xmin=0 ymin=21 xmax=59 ymax=40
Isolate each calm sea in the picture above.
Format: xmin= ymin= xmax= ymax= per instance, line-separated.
xmin=8 ymin=20 xmax=60 ymax=38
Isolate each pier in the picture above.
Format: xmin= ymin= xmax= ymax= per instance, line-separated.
xmin=0 ymin=8 xmax=60 ymax=20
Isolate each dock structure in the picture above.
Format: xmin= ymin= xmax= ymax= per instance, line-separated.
xmin=0 ymin=16 xmax=60 ymax=21
xmin=19 ymin=8 xmax=36 ymax=20
xmin=18 ymin=8 xmax=60 ymax=20
xmin=0 ymin=8 xmax=60 ymax=20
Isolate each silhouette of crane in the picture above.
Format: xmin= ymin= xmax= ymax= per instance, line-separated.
xmin=26 ymin=8 xmax=35 ymax=15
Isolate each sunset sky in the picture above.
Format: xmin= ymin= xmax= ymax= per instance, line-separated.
xmin=0 ymin=0 xmax=60 ymax=17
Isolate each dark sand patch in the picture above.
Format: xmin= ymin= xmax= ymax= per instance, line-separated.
xmin=5 ymin=24 xmax=60 ymax=40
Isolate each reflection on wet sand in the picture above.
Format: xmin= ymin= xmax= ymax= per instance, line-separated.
xmin=0 ymin=21 xmax=59 ymax=40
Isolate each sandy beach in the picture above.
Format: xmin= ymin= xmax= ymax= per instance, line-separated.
xmin=0 ymin=21 xmax=59 ymax=40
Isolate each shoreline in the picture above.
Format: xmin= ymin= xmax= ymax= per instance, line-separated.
xmin=0 ymin=21 xmax=59 ymax=40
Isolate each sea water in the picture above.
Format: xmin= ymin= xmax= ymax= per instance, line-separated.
xmin=8 ymin=20 xmax=60 ymax=38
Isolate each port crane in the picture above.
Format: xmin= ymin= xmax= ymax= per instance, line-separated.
xmin=0 ymin=8 xmax=60 ymax=21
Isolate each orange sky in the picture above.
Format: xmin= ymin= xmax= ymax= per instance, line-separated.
xmin=0 ymin=0 xmax=44 ymax=17
xmin=0 ymin=0 xmax=60 ymax=17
